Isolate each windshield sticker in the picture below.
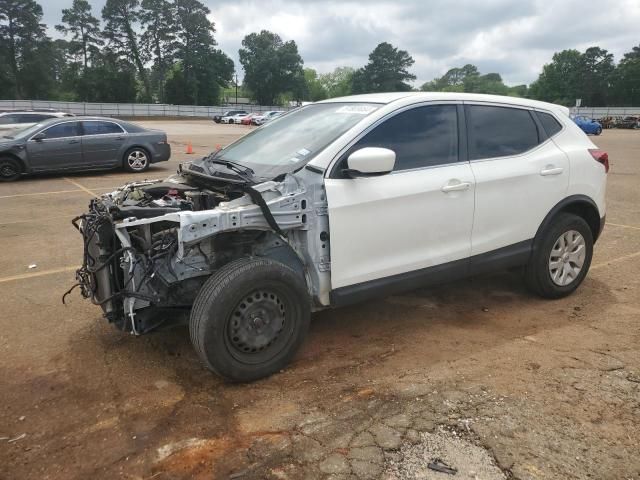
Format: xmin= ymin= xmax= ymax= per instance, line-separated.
xmin=297 ymin=148 xmax=311 ymax=156
xmin=288 ymin=157 xmax=300 ymax=163
xmin=335 ymin=105 xmax=377 ymax=115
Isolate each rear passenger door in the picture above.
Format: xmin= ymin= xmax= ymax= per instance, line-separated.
xmin=81 ymin=120 xmax=126 ymax=167
xmin=466 ymin=104 xmax=569 ymax=258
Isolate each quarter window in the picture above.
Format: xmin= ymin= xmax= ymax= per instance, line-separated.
xmin=466 ymin=105 xmax=539 ymax=160
xmin=41 ymin=122 xmax=80 ymax=139
xmin=536 ymin=111 xmax=563 ymax=138
xmin=82 ymin=121 xmax=124 ymax=135
xmin=351 ymin=104 xmax=459 ymax=171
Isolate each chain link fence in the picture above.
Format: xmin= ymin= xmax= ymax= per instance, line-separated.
xmin=0 ymin=100 xmax=293 ymax=118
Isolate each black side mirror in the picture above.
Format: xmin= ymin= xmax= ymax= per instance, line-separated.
xmin=32 ymin=132 xmax=46 ymax=141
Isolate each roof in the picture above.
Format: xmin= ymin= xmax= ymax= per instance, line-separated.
xmin=319 ymin=92 xmax=569 ymax=115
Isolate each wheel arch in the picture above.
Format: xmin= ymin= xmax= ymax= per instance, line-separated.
xmin=0 ymin=152 xmax=27 ymax=173
xmin=535 ymin=195 xmax=603 ymax=247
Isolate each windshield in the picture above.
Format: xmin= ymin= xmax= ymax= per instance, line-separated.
xmin=7 ymin=123 xmax=46 ymax=139
xmin=208 ymin=102 xmax=380 ymax=178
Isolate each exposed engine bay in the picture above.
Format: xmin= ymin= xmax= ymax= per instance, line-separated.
xmin=68 ymin=163 xmax=331 ymax=334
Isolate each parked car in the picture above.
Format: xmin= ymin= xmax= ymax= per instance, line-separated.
xmin=253 ymin=110 xmax=284 ymax=125
xmin=615 ymin=116 xmax=639 ymax=129
xmin=224 ymin=113 xmax=251 ymax=124
xmin=572 ymin=115 xmax=602 ymax=135
xmin=0 ymin=111 xmax=74 ymax=132
xmin=213 ymin=110 xmax=248 ymax=124
xmin=71 ymin=93 xmax=607 ymax=381
xmin=240 ymin=113 xmax=259 ymax=125
xmin=0 ymin=116 xmax=170 ymax=181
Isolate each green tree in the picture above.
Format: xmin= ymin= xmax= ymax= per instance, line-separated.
xmin=140 ymin=0 xmax=176 ymax=102
xmin=581 ymin=47 xmax=615 ymax=106
xmin=55 ymin=0 xmax=102 ymax=69
xmin=173 ymin=0 xmax=233 ymax=105
xmin=102 ymin=0 xmax=151 ymax=101
xmin=303 ymin=68 xmax=327 ymax=101
xmin=351 ymin=42 xmax=415 ymax=94
xmin=239 ymin=30 xmax=305 ymax=105
xmin=318 ymin=66 xmax=354 ymax=98
xmin=0 ymin=0 xmax=48 ymax=98
xmin=612 ymin=45 xmax=640 ymax=106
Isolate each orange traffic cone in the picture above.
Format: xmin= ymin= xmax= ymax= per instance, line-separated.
xmin=186 ymin=141 xmax=194 ymax=154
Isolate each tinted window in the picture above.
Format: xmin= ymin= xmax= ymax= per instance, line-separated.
xmin=18 ymin=113 xmax=53 ymax=122
xmin=466 ymin=105 xmax=539 ymax=160
xmin=41 ymin=122 xmax=80 ymax=139
xmin=83 ymin=121 xmax=124 ymax=135
xmin=536 ymin=111 xmax=562 ymax=137
xmin=0 ymin=114 xmax=19 ymax=124
xmin=351 ymin=105 xmax=458 ymax=171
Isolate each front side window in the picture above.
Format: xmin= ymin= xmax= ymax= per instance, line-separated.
xmin=466 ymin=105 xmax=539 ymax=160
xmin=82 ymin=121 xmax=124 ymax=135
xmin=41 ymin=122 xmax=80 ymax=139
xmin=349 ymin=104 xmax=459 ymax=171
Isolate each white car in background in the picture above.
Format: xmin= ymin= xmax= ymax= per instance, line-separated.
xmin=253 ymin=110 xmax=284 ymax=126
xmin=221 ymin=113 xmax=249 ymax=124
xmin=0 ymin=111 xmax=74 ymax=131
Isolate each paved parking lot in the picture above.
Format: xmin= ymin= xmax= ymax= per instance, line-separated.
xmin=1 ymin=122 xmax=639 ymax=480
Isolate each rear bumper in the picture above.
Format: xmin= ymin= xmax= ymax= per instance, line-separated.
xmin=597 ymin=214 xmax=606 ymax=241
xmin=152 ymin=144 xmax=171 ymax=163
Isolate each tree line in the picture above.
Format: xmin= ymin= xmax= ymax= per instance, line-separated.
xmin=1 ymin=0 xmax=639 ymax=107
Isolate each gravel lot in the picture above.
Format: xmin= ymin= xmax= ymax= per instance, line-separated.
xmin=1 ymin=121 xmax=639 ymax=480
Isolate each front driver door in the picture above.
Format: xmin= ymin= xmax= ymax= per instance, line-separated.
xmin=27 ymin=121 xmax=82 ymax=171
xmin=324 ymin=103 xmax=475 ymax=295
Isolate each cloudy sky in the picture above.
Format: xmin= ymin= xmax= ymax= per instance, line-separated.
xmin=41 ymin=0 xmax=640 ymax=86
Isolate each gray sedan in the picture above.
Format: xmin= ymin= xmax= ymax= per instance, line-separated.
xmin=0 ymin=116 xmax=171 ymax=181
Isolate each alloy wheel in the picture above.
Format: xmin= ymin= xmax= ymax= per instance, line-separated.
xmin=548 ymin=230 xmax=586 ymax=286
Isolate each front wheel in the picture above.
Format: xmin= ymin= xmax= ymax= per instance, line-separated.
xmin=595 ymin=126 xmax=602 ymax=135
xmin=0 ymin=157 xmax=22 ymax=182
xmin=123 ymin=147 xmax=150 ymax=173
xmin=190 ymin=257 xmax=310 ymax=382
xmin=525 ymin=213 xmax=593 ymax=299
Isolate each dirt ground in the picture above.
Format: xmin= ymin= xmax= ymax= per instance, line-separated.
xmin=1 ymin=121 xmax=638 ymax=480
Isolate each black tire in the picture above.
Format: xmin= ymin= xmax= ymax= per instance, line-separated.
xmin=596 ymin=126 xmax=602 ymax=135
xmin=190 ymin=257 xmax=310 ymax=382
xmin=123 ymin=147 xmax=150 ymax=173
xmin=525 ymin=213 xmax=593 ymax=299
xmin=0 ymin=157 xmax=22 ymax=182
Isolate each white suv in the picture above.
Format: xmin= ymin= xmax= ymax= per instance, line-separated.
xmin=73 ymin=93 xmax=608 ymax=381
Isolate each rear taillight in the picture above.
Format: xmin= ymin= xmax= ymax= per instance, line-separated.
xmin=589 ymin=149 xmax=609 ymax=173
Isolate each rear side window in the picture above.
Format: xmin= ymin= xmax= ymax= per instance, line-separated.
xmin=536 ymin=111 xmax=563 ymax=138
xmin=82 ymin=121 xmax=124 ymax=135
xmin=0 ymin=114 xmax=19 ymax=124
xmin=352 ymin=104 xmax=459 ymax=171
xmin=466 ymin=105 xmax=539 ymax=160
xmin=41 ymin=122 xmax=80 ymax=139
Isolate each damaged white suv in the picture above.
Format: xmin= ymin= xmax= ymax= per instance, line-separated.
xmin=72 ymin=93 xmax=608 ymax=381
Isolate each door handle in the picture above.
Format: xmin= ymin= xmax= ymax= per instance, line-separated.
xmin=441 ymin=181 xmax=471 ymax=193
xmin=115 ymin=136 xmax=125 ymax=141
xmin=540 ymin=166 xmax=564 ymax=176
xmin=68 ymin=139 xmax=79 ymax=144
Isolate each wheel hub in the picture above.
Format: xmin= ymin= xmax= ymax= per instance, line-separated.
xmin=548 ymin=230 xmax=586 ymax=286
xmin=229 ymin=291 xmax=285 ymax=354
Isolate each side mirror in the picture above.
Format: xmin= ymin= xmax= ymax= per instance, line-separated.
xmin=32 ymin=132 xmax=46 ymax=141
xmin=344 ymin=147 xmax=395 ymax=178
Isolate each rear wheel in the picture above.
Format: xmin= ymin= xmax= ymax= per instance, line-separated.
xmin=123 ymin=147 xmax=150 ymax=173
xmin=0 ymin=157 xmax=22 ymax=182
xmin=525 ymin=213 xmax=593 ymax=298
xmin=190 ymin=257 xmax=310 ymax=382
xmin=595 ymin=126 xmax=602 ymax=135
